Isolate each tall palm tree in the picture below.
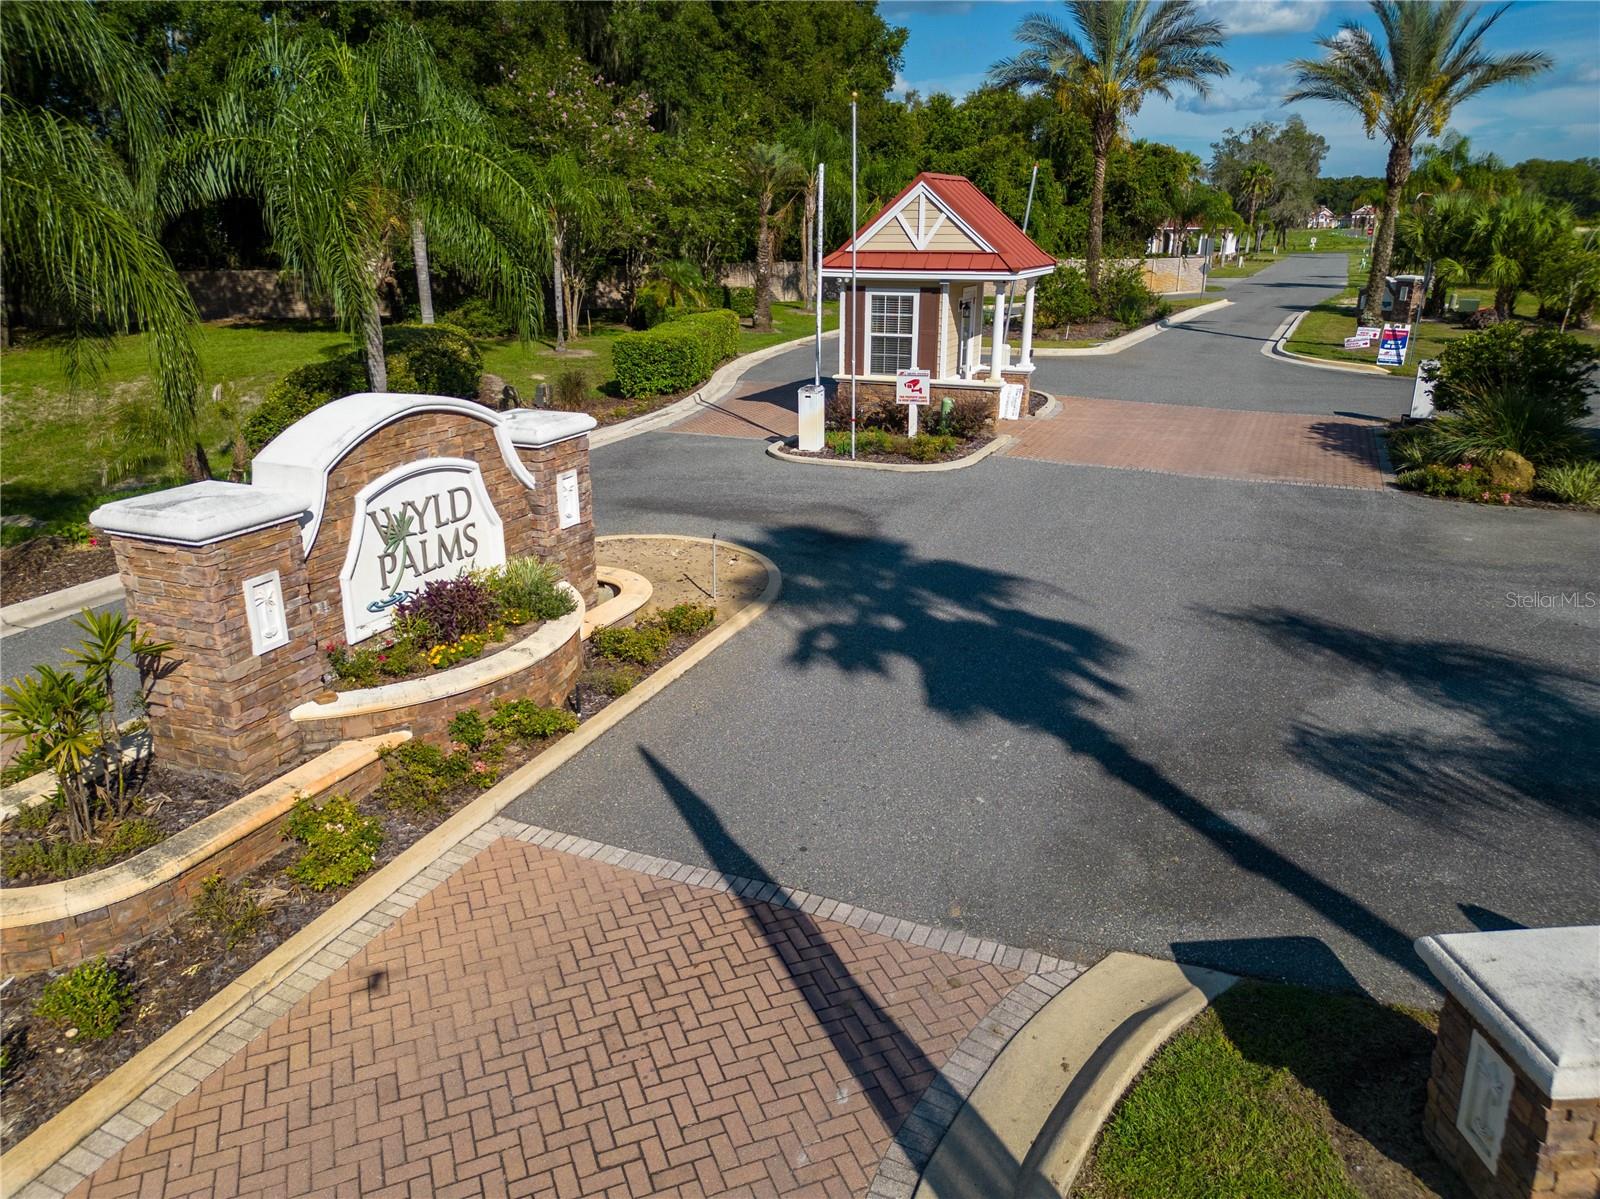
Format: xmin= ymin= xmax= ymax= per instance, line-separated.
xmin=785 ymin=121 xmax=849 ymax=312
xmin=173 ymin=24 xmax=547 ymax=390
xmin=1 ymin=2 xmax=208 ymax=478
xmin=1239 ymin=162 xmax=1275 ymax=254
xmin=1288 ymin=1 xmax=1551 ymax=325
xmin=989 ymin=1 xmax=1228 ymax=289
xmin=741 ymin=143 xmax=805 ymax=331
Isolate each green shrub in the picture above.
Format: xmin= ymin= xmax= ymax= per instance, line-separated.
xmin=482 ymin=557 xmax=576 ymax=623
xmin=905 ymin=432 xmax=959 ymax=462
xmin=1485 ymin=450 xmax=1535 ymax=494
xmin=375 ymin=741 xmax=468 ymax=816
xmin=99 ymin=817 xmax=162 ymax=862
xmin=1112 ymin=292 xmax=1150 ymax=328
xmin=440 ymin=297 xmax=516 ymax=338
xmin=1384 ymin=423 xmax=1438 ymax=470
xmin=192 ymin=875 xmax=265 ymax=949
xmin=652 ymin=602 xmax=716 ymax=638
xmin=1097 ymin=261 xmax=1156 ymax=324
xmin=724 ymin=286 xmax=756 ymax=319
xmin=591 ymin=622 xmax=673 ymax=665
xmin=35 ymin=957 xmax=132 ymax=1040
xmin=487 ymin=699 xmax=579 ymax=741
xmin=550 ymin=369 xmax=590 ymax=411
xmin=284 ymin=794 xmax=383 ymax=890
xmin=1035 ymin=266 xmax=1094 ymax=327
xmin=10 ymin=791 xmax=60 ymax=834
xmin=447 ymin=709 xmax=488 ymax=751
xmin=1427 ymin=324 xmax=1597 ymax=423
xmin=583 ymin=665 xmax=640 ymax=697
xmin=245 ymin=323 xmax=485 ymax=449
xmin=1425 ymin=378 xmax=1593 ymax=466
xmin=1535 ymin=460 xmax=1600 ymax=507
xmin=5 ymin=838 xmax=98 ymax=881
xmin=1395 ymin=462 xmax=1513 ymax=501
xmin=613 ymin=309 xmax=740 ymax=398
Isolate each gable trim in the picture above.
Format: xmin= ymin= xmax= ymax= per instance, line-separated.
xmin=849 ymin=181 xmax=997 ymax=256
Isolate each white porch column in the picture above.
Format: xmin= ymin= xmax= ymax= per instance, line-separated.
xmin=989 ymin=282 xmax=1009 ymax=378
xmin=1020 ymin=279 xmax=1036 ymax=369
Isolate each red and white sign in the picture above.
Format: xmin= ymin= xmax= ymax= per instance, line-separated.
xmin=895 ymin=369 xmax=930 ymax=405
xmin=1344 ymin=335 xmax=1372 ymax=349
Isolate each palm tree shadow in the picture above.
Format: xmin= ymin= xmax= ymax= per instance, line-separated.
xmin=639 ymin=747 xmax=1030 ymax=1195
xmin=730 ymin=525 xmax=1432 ymax=992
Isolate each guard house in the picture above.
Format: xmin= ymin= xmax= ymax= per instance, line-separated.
xmin=823 ymin=172 xmax=1056 ymax=421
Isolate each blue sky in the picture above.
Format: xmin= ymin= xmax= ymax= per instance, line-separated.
xmin=880 ymin=0 xmax=1600 ymax=176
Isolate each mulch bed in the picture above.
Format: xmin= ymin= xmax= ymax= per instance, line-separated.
xmin=0 ymin=627 xmax=712 ymax=1152
xmin=1039 ymin=318 xmax=1124 ymax=343
xmin=0 ymin=537 xmax=118 ymax=607
xmin=0 ymin=760 xmax=320 ymax=887
xmin=783 ymin=435 xmax=993 ymax=467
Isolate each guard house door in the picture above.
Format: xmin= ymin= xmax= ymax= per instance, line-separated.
xmin=957 ymin=290 xmax=978 ymax=378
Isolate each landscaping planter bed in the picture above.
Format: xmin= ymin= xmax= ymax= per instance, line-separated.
xmin=0 ymin=536 xmax=116 ymax=607
xmin=0 ymin=601 xmax=726 ymax=1152
xmin=783 ymin=434 xmax=994 ymax=466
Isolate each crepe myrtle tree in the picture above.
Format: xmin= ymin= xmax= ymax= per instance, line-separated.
xmin=171 ymin=23 xmax=547 ymax=390
xmin=1 ymin=2 xmax=209 ymax=478
xmin=989 ymin=0 xmax=1228 ymax=290
xmin=1289 ymin=1 xmax=1551 ymax=326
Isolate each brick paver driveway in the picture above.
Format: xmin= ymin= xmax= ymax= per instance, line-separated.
xmin=671 ymin=383 xmax=800 ymax=442
xmin=70 ymin=831 xmax=1045 ymax=1199
xmin=1003 ymin=396 xmax=1387 ymax=490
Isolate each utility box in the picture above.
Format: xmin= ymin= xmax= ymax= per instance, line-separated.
xmin=797 ymin=384 xmax=825 ymax=452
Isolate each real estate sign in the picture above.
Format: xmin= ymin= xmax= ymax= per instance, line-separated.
xmin=340 ymin=459 xmax=507 ymax=643
xmin=1344 ymin=335 xmax=1373 ymax=349
xmin=1377 ymin=324 xmax=1411 ymax=367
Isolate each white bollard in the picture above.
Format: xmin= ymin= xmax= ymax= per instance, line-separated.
xmin=797 ymin=384 xmax=825 ymax=452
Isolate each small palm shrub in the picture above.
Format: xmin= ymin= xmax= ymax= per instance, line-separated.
xmin=1425 ymin=378 xmax=1593 ymax=466
xmin=1535 ymin=461 xmax=1600 ymax=507
xmin=35 ymin=957 xmax=133 ymax=1041
xmin=284 ymin=795 xmax=383 ymax=890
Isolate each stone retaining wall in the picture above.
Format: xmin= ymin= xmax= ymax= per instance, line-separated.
xmin=0 ymin=737 xmax=399 ymax=976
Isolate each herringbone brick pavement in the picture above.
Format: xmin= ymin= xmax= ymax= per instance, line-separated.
xmin=70 ymin=838 xmax=1022 ymax=1198
xmin=670 ymin=384 xmax=799 ymax=441
xmin=1002 ymin=395 xmax=1387 ymax=489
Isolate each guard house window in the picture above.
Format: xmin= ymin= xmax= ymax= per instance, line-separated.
xmin=868 ymin=292 xmax=916 ymax=374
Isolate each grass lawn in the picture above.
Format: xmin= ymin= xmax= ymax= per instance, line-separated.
xmin=1073 ymin=981 xmax=1465 ymax=1199
xmin=0 ymin=301 xmax=837 ymax=530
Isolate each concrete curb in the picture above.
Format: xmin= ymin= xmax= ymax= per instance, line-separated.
xmin=766 ymin=434 xmax=1016 ymax=473
xmin=910 ymin=952 xmax=1236 ymax=1199
xmin=0 ymin=536 xmax=780 ymax=1199
xmin=0 ymin=575 xmax=124 ymax=639
xmin=1032 ymin=299 xmax=1232 ymax=357
xmin=589 ymin=328 xmax=839 ymax=449
xmin=583 ymin=563 xmax=652 ymax=636
xmin=1264 ymin=309 xmax=1393 ymax=375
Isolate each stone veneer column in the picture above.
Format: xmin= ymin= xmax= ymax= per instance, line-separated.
xmin=92 ymin=482 xmax=321 ymax=788
xmin=1416 ymin=927 xmax=1600 ymax=1199
xmin=502 ymin=412 xmax=599 ymax=605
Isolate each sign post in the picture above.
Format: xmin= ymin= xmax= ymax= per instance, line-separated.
xmin=896 ymin=369 xmax=930 ymax=436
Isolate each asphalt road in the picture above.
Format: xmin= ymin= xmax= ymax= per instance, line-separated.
xmin=1033 ymin=253 xmax=1414 ymax=418
xmin=8 ymin=256 xmax=1596 ymax=1004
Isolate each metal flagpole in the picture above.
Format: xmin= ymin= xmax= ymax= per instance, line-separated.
xmin=850 ymin=94 xmax=858 ymax=461
xmin=1002 ymin=162 xmax=1040 ymax=345
xmin=814 ymin=162 xmax=824 ymax=388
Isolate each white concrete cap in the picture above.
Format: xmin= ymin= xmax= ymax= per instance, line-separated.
xmin=1416 ymin=926 xmax=1600 ymax=1100
xmin=91 ymin=481 xmax=306 ymax=546
xmin=500 ymin=408 xmax=598 ymax=448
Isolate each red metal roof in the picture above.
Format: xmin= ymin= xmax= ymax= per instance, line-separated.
xmin=822 ymin=172 xmax=1056 ymax=275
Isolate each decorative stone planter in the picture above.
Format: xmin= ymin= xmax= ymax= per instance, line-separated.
xmin=290 ymin=584 xmax=584 ymax=754
xmin=0 ymin=734 xmax=405 ymax=976
xmin=1416 ymin=926 xmax=1600 ymax=1199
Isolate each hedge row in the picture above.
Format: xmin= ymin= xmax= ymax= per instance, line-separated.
xmin=613 ymin=309 xmax=741 ymax=398
xmin=244 ymin=323 xmax=483 ymax=450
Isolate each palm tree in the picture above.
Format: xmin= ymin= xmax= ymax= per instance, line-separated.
xmin=173 ymin=24 xmax=547 ymax=390
xmin=1289 ymin=1 xmax=1551 ymax=326
xmin=989 ymin=1 xmax=1228 ymax=290
xmin=637 ymin=259 xmax=712 ymax=324
xmin=1466 ymin=192 xmax=1573 ymax=320
xmin=1 ymin=2 xmax=208 ymax=479
xmin=786 ymin=122 xmax=849 ymax=312
xmin=741 ymin=143 xmax=805 ymax=330
xmin=1238 ymin=163 xmax=1276 ymax=254
xmin=1396 ymin=191 xmax=1475 ymax=315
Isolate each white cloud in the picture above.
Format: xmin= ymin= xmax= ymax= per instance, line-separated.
xmin=903 ymin=70 xmax=990 ymax=100
xmin=1175 ymin=63 xmax=1296 ymax=114
xmin=1197 ymin=0 xmax=1328 ymax=35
